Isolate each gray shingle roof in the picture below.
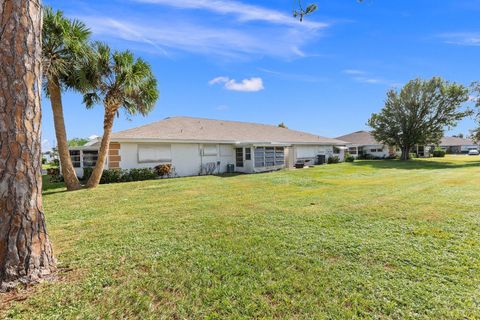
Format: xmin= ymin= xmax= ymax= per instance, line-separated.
xmin=336 ymin=131 xmax=477 ymax=147
xmin=336 ymin=131 xmax=381 ymax=146
xmin=111 ymin=116 xmax=346 ymax=145
xmin=440 ymin=136 xmax=477 ymax=146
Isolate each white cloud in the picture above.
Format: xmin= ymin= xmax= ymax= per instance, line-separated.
xmin=343 ymin=69 xmax=366 ymax=75
xmin=78 ymin=0 xmax=329 ymax=59
xmin=133 ymin=0 xmax=326 ymax=29
xmin=343 ymin=69 xmax=398 ymax=86
xmin=439 ymin=32 xmax=480 ymax=46
xmin=209 ymin=76 xmax=264 ymax=92
xmin=216 ymin=104 xmax=229 ymax=111
xmin=83 ymin=17 xmax=322 ymax=59
xmin=209 ymin=77 xmax=230 ymax=85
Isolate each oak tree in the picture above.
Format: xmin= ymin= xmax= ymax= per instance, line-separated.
xmin=368 ymin=77 xmax=471 ymax=160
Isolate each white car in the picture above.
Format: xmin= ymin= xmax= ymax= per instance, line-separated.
xmin=468 ymin=149 xmax=479 ymax=156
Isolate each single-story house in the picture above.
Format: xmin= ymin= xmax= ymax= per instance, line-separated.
xmin=437 ymin=137 xmax=478 ymax=154
xmin=68 ymin=116 xmax=348 ymax=178
xmin=337 ymin=131 xmax=479 ymax=158
xmin=335 ymin=131 xmax=398 ymax=158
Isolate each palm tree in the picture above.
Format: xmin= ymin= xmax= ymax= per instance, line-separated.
xmin=77 ymin=43 xmax=159 ymax=188
xmin=43 ymin=7 xmax=91 ymax=191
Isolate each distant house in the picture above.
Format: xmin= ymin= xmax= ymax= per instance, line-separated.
xmin=336 ymin=131 xmax=397 ymax=158
xmin=337 ymin=131 xmax=479 ymax=158
xmin=68 ymin=117 xmax=347 ymax=178
xmin=438 ymin=137 xmax=478 ymax=154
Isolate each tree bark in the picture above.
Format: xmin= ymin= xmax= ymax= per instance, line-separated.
xmin=0 ymin=0 xmax=56 ymax=290
xmin=47 ymin=78 xmax=81 ymax=191
xmin=86 ymin=105 xmax=118 ymax=188
xmin=401 ymin=146 xmax=411 ymax=161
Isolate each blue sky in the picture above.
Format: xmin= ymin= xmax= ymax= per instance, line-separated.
xmin=41 ymin=0 xmax=480 ymax=150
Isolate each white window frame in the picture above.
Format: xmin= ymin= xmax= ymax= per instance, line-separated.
xmin=138 ymin=144 xmax=172 ymax=163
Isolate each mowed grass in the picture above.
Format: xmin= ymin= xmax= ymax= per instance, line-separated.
xmin=4 ymin=156 xmax=480 ymax=319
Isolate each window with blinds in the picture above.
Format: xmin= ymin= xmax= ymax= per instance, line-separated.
xmin=83 ymin=150 xmax=98 ymax=167
xmin=69 ymin=150 xmax=81 ymax=168
xmin=254 ymin=147 xmax=285 ymax=167
xmin=138 ymin=144 xmax=172 ymax=163
xmin=235 ymin=148 xmax=244 ymax=167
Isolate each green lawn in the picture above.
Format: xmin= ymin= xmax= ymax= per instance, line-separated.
xmin=4 ymin=156 xmax=480 ymax=319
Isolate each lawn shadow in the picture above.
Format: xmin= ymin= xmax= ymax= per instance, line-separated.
xmin=353 ymin=159 xmax=480 ymax=170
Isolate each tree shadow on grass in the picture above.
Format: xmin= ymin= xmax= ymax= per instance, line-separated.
xmin=352 ymin=159 xmax=480 ymax=170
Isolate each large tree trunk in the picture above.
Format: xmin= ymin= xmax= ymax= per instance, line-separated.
xmin=86 ymin=105 xmax=118 ymax=188
xmin=400 ymin=146 xmax=411 ymax=161
xmin=0 ymin=0 xmax=56 ymax=290
xmin=47 ymin=78 xmax=81 ymax=191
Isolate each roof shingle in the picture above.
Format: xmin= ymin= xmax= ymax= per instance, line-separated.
xmin=336 ymin=131 xmax=380 ymax=146
xmin=111 ymin=116 xmax=346 ymax=145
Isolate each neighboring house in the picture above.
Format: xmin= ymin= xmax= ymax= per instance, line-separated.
xmin=437 ymin=137 xmax=478 ymax=154
xmin=336 ymin=131 xmax=396 ymax=158
xmin=68 ymin=116 xmax=347 ymax=178
xmin=337 ymin=131 xmax=479 ymax=158
xmin=42 ymin=150 xmax=57 ymax=163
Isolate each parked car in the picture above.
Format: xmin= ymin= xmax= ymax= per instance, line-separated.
xmin=468 ymin=149 xmax=479 ymax=156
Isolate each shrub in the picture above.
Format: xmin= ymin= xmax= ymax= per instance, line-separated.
xmin=154 ymin=164 xmax=173 ymax=177
xmin=100 ymin=169 xmax=124 ymax=184
xmin=126 ymin=168 xmax=157 ymax=182
xmin=409 ymin=153 xmax=418 ymax=159
xmin=327 ymin=156 xmax=340 ymax=164
xmin=47 ymin=168 xmax=63 ymax=182
xmin=345 ymin=156 xmax=355 ymax=162
xmin=432 ymin=148 xmax=446 ymax=158
xmin=82 ymin=167 xmax=93 ymax=181
xmin=97 ymin=168 xmax=158 ymax=184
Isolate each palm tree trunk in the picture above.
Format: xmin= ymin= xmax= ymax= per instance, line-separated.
xmin=47 ymin=78 xmax=81 ymax=191
xmin=86 ymin=105 xmax=118 ymax=188
xmin=0 ymin=0 xmax=56 ymax=290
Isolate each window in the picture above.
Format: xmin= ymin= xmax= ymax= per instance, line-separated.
xmin=70 ymin=150 xmax=81 ymax=168
xmin=138 ymin=144 xmax=171 ymax=163
xmin=220 ymin=145 xmax=234 ymax=157
xmin=254 ymin=147 xmax=265 ymax=167
xmin=203 ymin=144 xmax=218 ymax=156
xmin=254 ymin=146 xmax=285 ymax=167
xmin=83 ymin=150 xmax=98 ymax=167
xmin=334 ymin=147 xmax=341 ymax=154
xmin=275 ymin=147 xmax=285 ymax=165
xmin=370 ymin=148 xmax=383 ymax=153
xmin=236 ymin=148 xmax=244 ymax=167
xmin=348 ymin=147 xmax=357 ymax=155
xmin=245 ymin=148 xmax=251 ymax=160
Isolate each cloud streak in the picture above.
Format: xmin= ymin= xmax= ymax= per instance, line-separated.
xmin=132 ymin=0 xmax=326 ymax=29
xmin=83 ymin=16 xmax=323 ymax=59
xmin=209 ymin=76 xmax=264 ymax=92
xmin=78 ymin=0 xmax=329 ymax=59
xmin=343 ymin=69 xmax=399 ymax=86
xmin=439 ymin=32 xmax=480 ymax=46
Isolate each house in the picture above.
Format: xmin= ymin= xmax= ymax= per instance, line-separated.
xmin=68 ymin=116 xmax=348 ymax=178
xmin=337 ymin=131 xmax=479 ymax=158
xmin=437 ymin=137 xmax=478 ymax=154
xmin=336 ymin=131 xmax=397 ymax=158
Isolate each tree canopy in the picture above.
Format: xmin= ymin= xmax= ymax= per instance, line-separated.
xmin=68 ymin=138 xmax=90 ymax=147
xmin=76 ymin=42 xmax=159 ymax=188
xmin=368 ymin=77 xmax=471 ymax=160
xmin=470 ymin=82 xmax=480 ymax=142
